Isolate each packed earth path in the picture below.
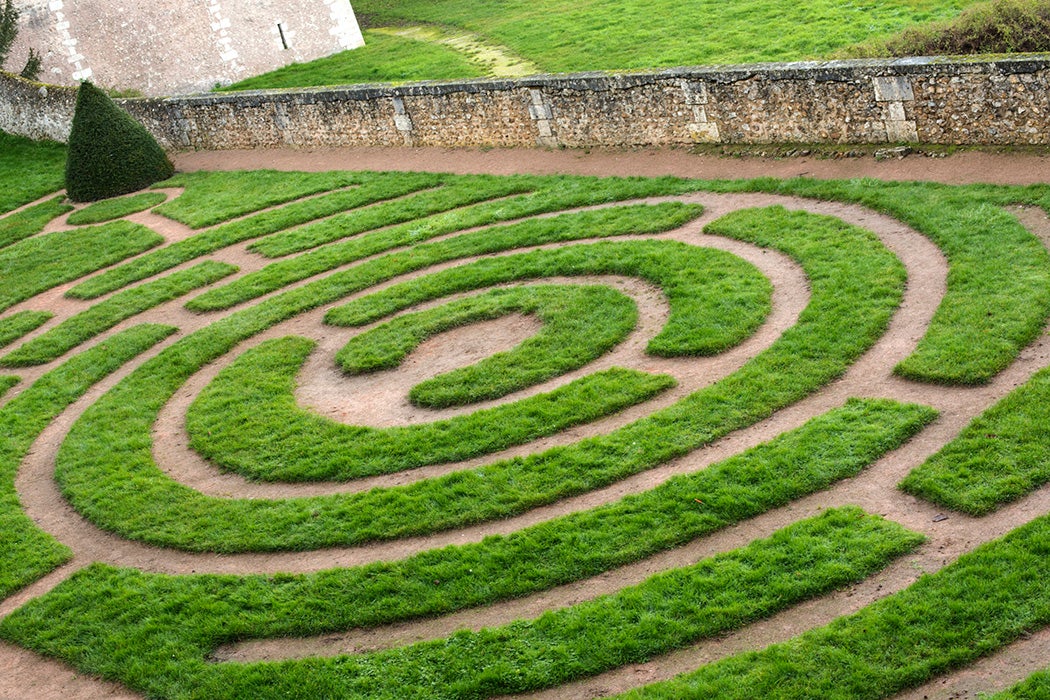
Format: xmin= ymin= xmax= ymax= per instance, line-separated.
xmin=3 ymin=145 xmax=1050 ymax=700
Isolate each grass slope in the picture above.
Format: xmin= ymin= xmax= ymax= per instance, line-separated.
xmin=233 ymin=0 xmax=978 ymax=89
xmin=221 ymin=29 xmax=485 ymax=91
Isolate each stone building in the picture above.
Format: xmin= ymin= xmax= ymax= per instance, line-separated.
xmin=7 ymin=0 xmax=364 ymax=96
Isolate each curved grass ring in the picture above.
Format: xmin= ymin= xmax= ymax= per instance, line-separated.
xmin=52 ymin=206 xmax=904 ymax=553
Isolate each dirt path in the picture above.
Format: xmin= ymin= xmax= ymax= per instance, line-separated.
xmin=2 ymin=146 xmax=1050 ymax=699
xmin=175 ymin=145 xmax=1050 ymax=185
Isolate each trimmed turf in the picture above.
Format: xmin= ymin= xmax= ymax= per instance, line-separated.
xmin=220 ymin=29 xmax=486 ymax=91
xmin=326 ymin=239 xmax=771 ymax=402
xmin=994 ymin=669 xmax=1050 ymax=699
xmin=899 ymin=363 xmax=1050 ymax=515
xmin=0 ymin=311 xmax=53 ymax=349
xmin=0 ymin=221 xmax=162 ymax=314
xmin=190 ymin=200 xmax=704 ymax=313
xmin=68 ymin=172 xmax=509 ymax=300
xmin=246 ymin=175 xmax=530 ymax=258
xmin=0 ymin=376 xmax=16 ymax=398
xmin=187 ymin=334 xmax=675 ymax=482
xmin=294 ymin=0 xmax=976 ymax=78
xmin=338 ymin=283 xmax=640 ymax=407
xmin=0 ymin=197 xmax=73 ymax=249
xmin=0 ymin=399 xmax=933 ymax=698
xmin=708 ymin=178 xmax=1050 ymax=385
xmin=2 ymin=164 xmax=1048 ymax=697
xmin=153 ymin=170 xmax=367 ymax=229
xmin=614 ymin=506 xmax=1050 ymax=699
xmin=0 ymin=133 xmax=66 ymax=215
xmin=52 ymin=205 xmax=902 ymax=552
xmin=66 ymin=192 xmax=167 ymax=226
xmin=0 ymin=324 xmax=176 ymax=599
xmin=197 ymin=509 xmax=922 ymax=700
xmin=0 ymin=261 xmax=236 ymax=367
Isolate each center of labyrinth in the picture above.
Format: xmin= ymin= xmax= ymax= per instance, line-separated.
xmin=1 ymin=169 xmax=1050 ymax=699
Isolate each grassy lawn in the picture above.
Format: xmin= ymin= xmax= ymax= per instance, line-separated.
xmin=53 ymin=205 xmax=903 ymax=552
xmin=0 ymin=133 xmax=66 ymax=214
xmin=0 ymin=221 xmax=162 ymax=314
xmin=230 ymin=0 xmax=982 ymax=90
xmin=0 ymin=311 xmax=53 ymax=349
xmin=0 ymin=198 xmax=72 ymax=249
xmin=188 ymin=335 xmax=676 ymax=483
xmin=0 ymin=324 xmax=176 ymax=598
xmin=900 ymin=363 xmax=1050 ymax=514
xmin=616 ymin=508 xmax=1050 ymax=699
xmin=0 ymin=262 xmax=237 ymax=367
xmin=5 ymin=134 xmax=1050 ymax=697
xmin=220 ymin=29 xmax=485 ymax=91
xmin=1 ymin=402 xmax=933 ymax=697
xmin=66 ymin=192 xmax=168 ymax=226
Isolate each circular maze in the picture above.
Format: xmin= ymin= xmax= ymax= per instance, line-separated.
xmin=1 ymin=166 xmax=1050 ymax=699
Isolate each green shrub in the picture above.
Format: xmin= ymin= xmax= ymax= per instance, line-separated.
xmin=840 ymin=0 xmax=1050 ymax=57
xmin=64 ymin=82 xmax=174 ymax=203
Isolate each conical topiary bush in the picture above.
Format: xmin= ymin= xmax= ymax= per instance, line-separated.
xmin=64 ymin=81 xmax=174 ymax=202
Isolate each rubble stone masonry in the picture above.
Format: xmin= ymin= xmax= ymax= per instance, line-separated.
xmin=2 ymin=56 xmax=1048 ymax=149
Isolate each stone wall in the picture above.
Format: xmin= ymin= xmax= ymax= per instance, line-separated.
xmin=3 ymin=56 xmax=1049 ymax=150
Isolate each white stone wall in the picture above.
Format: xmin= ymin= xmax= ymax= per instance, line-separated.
xmin=6 ymin=0 xmax=365 ymax=96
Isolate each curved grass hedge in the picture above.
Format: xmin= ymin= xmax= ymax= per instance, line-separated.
xmin=707 ymin=178 xmax=1050 ymax=385
xmin=66 ymin=192 xmax=167 ymax=226
xmin=0 ymin=197 xmax=72 ymax=249
xmin=0 ymin=221 xmax=162 ymax=314
xmin=900 ymin=362 xmax=1050 ymax=515
xmin=0 ymin=324 xmax=175 ymax=598
xmin=336 ymin=283 xmax=647 ymax=407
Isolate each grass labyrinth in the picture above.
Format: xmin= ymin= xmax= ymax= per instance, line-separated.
xmin=2 ymin=135 xmax=1050 ymax=698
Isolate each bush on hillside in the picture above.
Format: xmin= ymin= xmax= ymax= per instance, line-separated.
xmin=64 ymin=81 xmax=174 ymax=203
xmin=840 ymin=0 xmax=1050 ymax=58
